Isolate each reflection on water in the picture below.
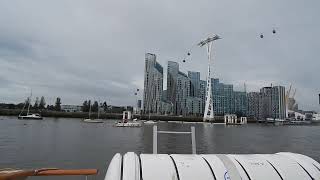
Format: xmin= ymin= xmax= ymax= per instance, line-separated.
xmin=0 ymin=116 xmax=319 ymax=180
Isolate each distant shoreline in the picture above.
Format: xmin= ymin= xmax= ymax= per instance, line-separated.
xmin=0 ymin=108 xmax=257 ymax=123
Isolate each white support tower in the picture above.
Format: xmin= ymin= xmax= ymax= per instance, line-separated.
xmin=285 ymin=85 xmax=292 ymax=118
xmin=198 ymin=35 xmax=221 ymax=122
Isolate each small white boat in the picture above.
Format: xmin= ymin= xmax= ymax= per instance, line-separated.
xmin=83 ymin=119 xmax=103 ymax=123
xmin=18 ymin=91 xmax=43 ymax=120
xmin=144 ymin=120 xmax=157 ymax=125
xmin=266 ymin=118 xmax=286 ymax=125
xmin=115 ymin=120 xmax=141 ymax=127
xmin=83 ymin=101 xmax=103 ymax=123
xmin=18 ymin=113 xmax=43 ymax=120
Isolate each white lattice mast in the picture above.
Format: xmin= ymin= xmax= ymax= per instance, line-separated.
xmin=198 ymin=35 xmax=221 ymax=122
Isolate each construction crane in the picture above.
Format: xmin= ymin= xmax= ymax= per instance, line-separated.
xmin=285 ymin=85 xmax=292 ymax=102
xmin=285 ymin=85 xmax=292 ymax=118
xmin=292 ymin=88 xmax=297 ymax=99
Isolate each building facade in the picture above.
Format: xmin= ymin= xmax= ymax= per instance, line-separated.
xmin=186 ymin=97 xmax=203 ymax=116
xmin=211 ymin=78 xmax=237 ymax=116
xmin=258 ymin=86 xmax=286 ymax=120
xmin=61 ymin=105 xmax=82 ymax=112
xmin=199 ymin=80 xmax=206 ymax=114
xmin=258 ymin=87 xmax=272 ymax=120
xmin=188 ymin=71 xmax=201 ymax=97
xmin=271 ymin=86 xmax=286 ymax=119
xmin=167 ymin=61 xmax=179 ymax=104
xmin=247 ymin=92 xmax=260 ymax=119
xmin=143 ymin=53 xmax=163 ymax=114
xmin=176 ymin=71 xmax=191 ymax=116
xmin=234 ymin=91 xmax=248 ymax=116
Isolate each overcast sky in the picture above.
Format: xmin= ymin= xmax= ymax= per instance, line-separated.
xmin=0 ymin=0 xmax=319 ymax=111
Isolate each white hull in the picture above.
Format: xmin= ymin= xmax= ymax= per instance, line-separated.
xmin=144 ymin=120 xmax=157 ymax=125
xmin=18 ymin=114 xmax=43 ymax=120
xmin=115 ymin=122 xmax=141 ymax=127
xmin=83 ymin=119 xmax=103 ymax=123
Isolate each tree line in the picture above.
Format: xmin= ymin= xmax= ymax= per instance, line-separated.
xmin=0 ymin=96 xmax=61 ymax=111
xmin=81 ymin=100 xmax=108 ymax=112
xmin=1 ymin=97 xmax=132 ymax=114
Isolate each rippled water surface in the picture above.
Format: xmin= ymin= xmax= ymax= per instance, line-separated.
xmin=0 ymin=116 xmax=319 ymax=180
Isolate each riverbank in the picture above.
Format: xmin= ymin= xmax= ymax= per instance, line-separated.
xmin=1 ymin=117 xmax=319 ymax=180
xmin=0 ymin=108 xmax=256 ymax=123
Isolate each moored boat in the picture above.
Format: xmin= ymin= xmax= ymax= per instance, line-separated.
xmin=115 ymin=119 xmax=141 ymax=127
xmin=143 ymin=120 xmax=157 ymax=124
xmin=18 ymin=91 xmax=43 ymax=120
xmin=18 ymin=113 xmax=43 ymax=120
xmin=83 ymin=100 xmax=103 ymax=123
xmin=83 ymin=119 xmax=103 ymax=123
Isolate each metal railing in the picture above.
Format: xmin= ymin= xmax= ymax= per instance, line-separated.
xmin=153 ymin=125 xmax=196 ymax=154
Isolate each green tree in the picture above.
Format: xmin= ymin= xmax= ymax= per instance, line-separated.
xmin=102 ymin=101 xmax=108 ymax=112
xmin=92 ymin=101 xmax=99 ymax=112
xmin=82 ymin=100 xmax=89 ymax=112
xmin=34 ymin=97 xmax=39 ymax=110
xmin=54 ymin=97 xmax=61 ymax=111
xmin=88 ymin=100 xmax=91 ymax=112
xmin=16 ymin=103 xmax=25 ymax=109
xmin=7 ymin=104 xmax=15 ymax=109
xmin=39 ymin=96 xmax=46 ymax=109
xmin=47 ymin=105 xmax=55 ymax=111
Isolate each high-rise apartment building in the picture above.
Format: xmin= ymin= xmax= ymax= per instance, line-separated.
xmin=271 ymin=86 xmax=286 ymax=119
xmin=188 ymin=71 xmax=200 ymax=97
xmin=259 ymin=87 xmax=272 ymax=120
xmin=211 ymin=78 xmax=236 ymax=115
xmin=258 ymin=86 xmax=286 ymax=120
xmin=167 ymin=61 xmax=179 ymax=103
xmin=176 ymin=71 xmax=191 ymax=115
xmin=167 ymin=61 xmax=179 ymax=114
xmin=247 ymin=92 xmax=260 ymax=119
xmin=143 ymin=53 xmax=163 ymax=114
xmin=186 ymin=97 xmax=203 ymax=116
xmin=234 ymin=91 xmax=248 ymax=116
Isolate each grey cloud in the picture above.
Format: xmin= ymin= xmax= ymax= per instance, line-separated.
xmin=0 ymin=0 xmax=319 ymax=111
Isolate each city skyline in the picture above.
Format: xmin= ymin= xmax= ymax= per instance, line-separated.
xmin=0 ymin=0 xmax=319 ymax=111
xmin=143 ymin=54 xmax=288 ymax=120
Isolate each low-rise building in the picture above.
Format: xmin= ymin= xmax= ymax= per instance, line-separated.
xmin=61 ymin=105 xmax=82 ymax=112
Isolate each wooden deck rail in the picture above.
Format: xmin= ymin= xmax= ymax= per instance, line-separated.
xmin=0 ymin=168 xmax=98 ymax=180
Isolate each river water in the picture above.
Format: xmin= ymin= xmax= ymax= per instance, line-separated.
xmin=0 ymin=116 xmax=319 ymax=180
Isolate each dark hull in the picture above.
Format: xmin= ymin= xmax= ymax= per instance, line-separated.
xmin=18 ymin=116 xmax=43 ymax=120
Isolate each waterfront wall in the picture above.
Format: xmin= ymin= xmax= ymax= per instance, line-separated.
xmin=0 ymin=109 xmax=256 ymax=123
